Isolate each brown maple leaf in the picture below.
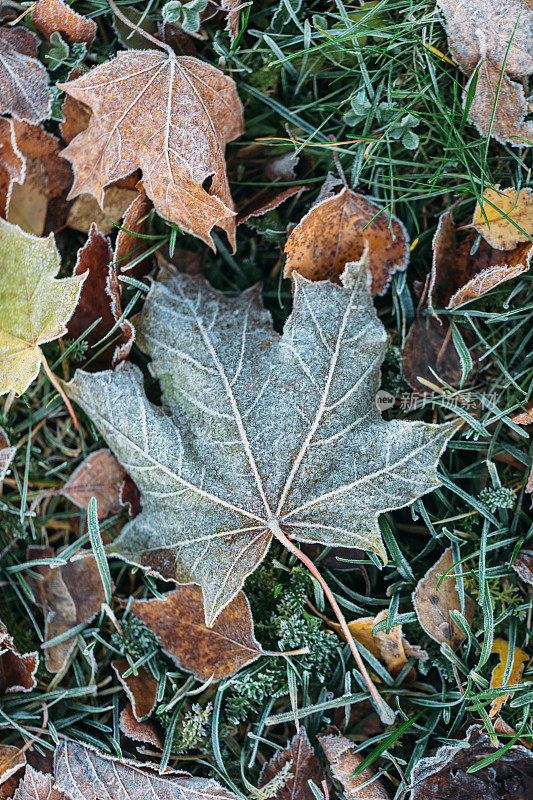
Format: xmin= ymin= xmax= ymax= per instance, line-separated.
xmin=258 ymin=730 xmax=324 ymax=800
xmin=31 ymin=0 xmax=96 ymax=45
xmin=59 ymin=49 xmax=244 ymax=250
xmin=0 ymin=27 xmax=50 ymax=123
xmin=0 ymin=118 xmax=24 ymax=218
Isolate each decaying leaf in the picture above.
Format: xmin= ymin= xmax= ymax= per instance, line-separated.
xmin=130 ymin=586 xmax=263 ymax=681
xmin=318 ymin=730 xmax=389 ymax=800
xmin=119 ymin=704 xmax=163 ymax=749
xmin=111 ymin=659 xmax=158 ymax=721
xmin=31 ymin=0 xmax=96 ymax=45
xmin=413 ymin=547 xmax=474 ymax=650
xmin=258 ymin=730 xmax=324 ymax=800
xmin=237 ymin=185 xmax=305 ymax=226
xmin=0 ymin=426 xmax=16 ymax=481
xmin=8 ymin=121 xmax=73 ymax=237
xmin=59 ymin=51 xmax=244 ymax=249
xmin=0 ymin=617 xmax=38 ymax=694
xmin=66 ymin=186 xmax=139 ymax=235
xmin=54 ymin=740 xmax=240 ymax=800
xmin=66 ymin=262 xmax=456 ymax=625
xmin=66 ymin=224 xmax=135 ymax=370
xmin=328 ymin=609 xmax=427 ymax=678
xmin=284 ymin=184 xmax=409 ymax=295
xmin=113 ymin=189 xmax=153 ymax=279
xmin=0 ymin=27 xmax=51 ymax=123
xmin=473 ymin=187 xmax=533 ymax=251
xmin=512 ymin=546 xmax=533 ymax=584
xmin=61 ymin=449 xmax=129 ymax=519
xmin=489 ymin=638 xmax=529 ymax=717
xmin=60 ymin=69 xmax=91 ymax=145
xmin=0 ymin=117 xmax=24 ymax=218
xmin=0 ymin=745 xmax=26 ymax=786
xmin=27 ymin=546 xmax=106 ymax=673
xmin=0 ymin=219 xmax=85 ymax=396
xmin=410 ymin=725 xmax=533 ymax=800
xmin=14 ymin=765 xmax=66 ymax=800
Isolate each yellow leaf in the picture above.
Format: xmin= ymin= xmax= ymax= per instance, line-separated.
xmin=489 ymin=637 xmax=529 ymax=718
xmin=473 ymin=187 xmax=533 ymax=250
xmin=0 ymin=219 xmax=86 ymax=396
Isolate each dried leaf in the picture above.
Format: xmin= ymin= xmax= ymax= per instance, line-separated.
xmin=284 ymin=186 xmax=409 ymax=295
xmin=447 ymin=258 xmax=531 ymax=308
xmin=318 ymin=731 xmax=389 ymax=800
xmin=237 ymin=185 xmax=305 ymax=226
xmin=27 ymin=546 xmax=106 ymax=673
xmin=0 ymin=27 xmax=50 ymax=123
xmin=0 ymin=117 xmax=24 ymax=218
xmin=111 ymin=659 xmax=157 ymax=721
xmin=401 ymin=313 xmax=465 ymax=392
xmin=59 ymin=51 xmax=244 ymax=249
xmin=328 ymin=609 xmax=427 ymax=678
xmin=130 ymin=586 xmax=263 ymax=681
xmin=119 ymin=704 xmax=163 ymax=749
xmin=114 ymin=189 xmax=153 ymax=279
xmin=31 ymin=0 xmax=96 ymax=45
xmin=258 ymin=730 xmax=324 ymax=800
xmin=66 ymin=224 xmax=135 ymax=370
xmin=0 ymin=426 xmax=16 ymax=481
xmin=60 ymin=69 xmax=91 ymax=145
xmin=0 ymin=617 xmax=38 ymax=694
xmin=66 ymin=187 xmax=139 ymax=235
xmin=14 ymin=765 xmax=67 ymax=800
xmin=410 ymin=725 xmax=533 ymax=800
xmin=61 ymin=449 xmax=129 ymax=519
xmin=0 ymin=219 xmax=86 ymax=396
xmin=473 ymin=187 xmax=533 ymax=250
xmin=413 ymin=547 xmax=474 ymax=650
xmin=66 ymin=262 xmax=456 ymax=625
xmin=512 ymin=546 xmax=533 ymax=583
xmin=489 ymin=638 xmax=529 ymax=717
xmin=0 ymin=746 xmax=26 ymax=786
xmin=53 ymin=740 xmax=240 ymax=800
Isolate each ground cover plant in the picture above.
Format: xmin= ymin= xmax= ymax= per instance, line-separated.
xmin=0 ymin=1 xmax=533 ymax=798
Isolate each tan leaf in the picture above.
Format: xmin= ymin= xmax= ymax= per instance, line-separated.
xmin=130 ymin=585 xmax=263 ymax=681
xmin=284 ymin=185 xmax=409 ymax=295
xmin=464 ymin=60 xmax=533 ymax=146
xmin=0 ymin=117 xmax=24 ymax=218
xmin=31 ymin=0 xmax=96 ymax=45
xmin=413 ymin=547 xmax=474 ymax=650
xmin=0 ymin=745 xmax=26 ymax=786
xmin=27 ymin=546 xmax=106 ymax=674
xmin=473 ymin=187 xmax=533 ymax=250
xmin=0 ymin=617 xmax=38 ymax=694
xmin=436 ymin=0 xmax=533 ymax=78
xmin=512 ymin=546 xmax=533 ymax=583
xmin=61 ymin=449 xmax=129 ymax=519
xmin=66 ymin=224 xmax=135 ymax=370
xmin=258 ymin=730 xmax=324 ymax=800
xmin=0 ymin=426 xmax=16 ymax=481
xmin=58 ymin=51 xmax=244 ymax=249
xmin=66 ymin=187 xmax=139 ymax=235
xmin=0 ymin=27 xmax=50 ymax=123
xmin=328 ymin=609 xmax=426 ymax=678
xmin=114 ymin=189 xmax=153 ymax=279
xmin=318 ymin=731 xmax=389 ymax=800
xmin=119 ymin=704 xmax=163 ymax=749
xmin=111 ymin=659 xmax=157 ymax=721
xmin=489 ymin=638 xmax=529 ymax=717
xmin=14 ymin=765 xmax=67 ymax=800
xmin=53 ymin=740 xmax=240 ymax=800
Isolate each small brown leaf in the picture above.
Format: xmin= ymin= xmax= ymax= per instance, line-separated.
xmin=258 ymin=730 xmax=324 ymax=800
xmin=53 ymin=740 xmax=240 ymax=800
xmin=473 ymin=187 xmax=533 ymax=250
xmin=61 ymin=449 xmax=129 ymax=519
xmin=413 ymin=547 xmax=474 ymax=650
xmin=401 ymin=313 xmax=465 ymax=392
xmin=0 ymin=618 xmax=38 ymax=694
xmin=0 ymin=426 xmax=16 ymax=481
xmin=318 ymin=731 xmax=389 ymax=800
xmin=512 ymin=546 xmax=533 ymax=584
xmin=66 ymin=187 xmax=139 ymax=235
xmin=447 ymin=258 xmax=531 ymax=308
xmin=27 ymin=546 xmax=106 ymax=673
xmin=130 ymin=586 xmax=263 ymax=681
xmin=119 ymin=704 xmax=163 ymax=749
xmin=284 ymin=185 xmax=409 ymax=295
xmin=0 ymin=745 xmax=26 ymax=786
xmin=111 ymin=659 xmax=157 ymax=721
xmin=410 ymin=725 xmax=533 ymax=800
xmin=0 ymin=117 xmax=24 ymax=218
xmin=14 ymin=765 xmax=67 ymax=800
xmin=0 ymin=27 xmax=50 ymax=123
xmin=114 ymin=188 xmax=153 ymax=279
xmin=66 ymin=224 xmax=135 ymax=370
xmin=60 ymin=69 xmax=91 ymax=145
xmin=237 ymin=185 xmax=305 ymax=226
xmin=489 ymin=638 xmax=529 ymax=717
xmin=31 ymin=0 xmax=96 ymax=45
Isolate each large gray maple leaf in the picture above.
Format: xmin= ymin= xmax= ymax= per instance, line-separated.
xmin=67 ymin=262 xmax=456 ymax=625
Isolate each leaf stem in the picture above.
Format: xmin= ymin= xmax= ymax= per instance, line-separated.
xmin=107 ymin=0 xmax=174 ymax=54
xmin=40 ymin=351 xmax=79 ymax=431
xmin=270 ymin=520 xmax=395 ymax=725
